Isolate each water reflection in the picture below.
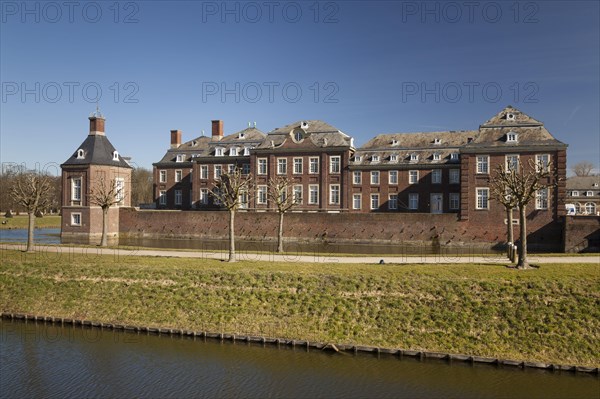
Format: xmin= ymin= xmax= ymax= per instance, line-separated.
xmin=1 ymin=320 xmax=597 ymax=399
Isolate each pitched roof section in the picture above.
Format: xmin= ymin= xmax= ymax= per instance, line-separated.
xmin=62 ymin=134 xmax=131 ymax=168
xmin=359 ymin=130 xmax=476 ymax=150
xmin=465 ymin=126 xmax=566 ymax=148
xmin=255 ymin=120 xmax=353 ymax=150
xmin=566 ymin=176 xmax=600 ymax=189
xmin=480 ymin=105 xmax=544 ymax=128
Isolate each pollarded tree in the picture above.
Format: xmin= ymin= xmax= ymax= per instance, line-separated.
xmin=492 ymin=158 xmax=558 ymax=269
xmin=210 ymin=168 xmax=253 ymax=262
xmin=267 ymin=176 xmax=300 ymax=253
xmin=490 ymin=164 xmax=520 ymax=261
xmin=88 ymin=174 xmax=126 ymax=247
xmin=9 ymin=171 xmax=54 ymax=252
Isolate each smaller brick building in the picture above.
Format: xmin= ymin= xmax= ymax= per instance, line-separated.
xmin=60 ymin=111 xmax=132 ymax=244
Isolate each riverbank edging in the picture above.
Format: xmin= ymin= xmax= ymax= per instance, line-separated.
xmin=2 ymin=312 xmax=598 ymax=375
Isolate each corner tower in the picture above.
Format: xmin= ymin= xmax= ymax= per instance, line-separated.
xmin=60 ymin=110 xmax=132 ymax=244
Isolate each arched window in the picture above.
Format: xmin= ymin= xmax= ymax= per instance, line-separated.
xmin=585 ymin=202 xmax=596 ymax=215
xmin=113 ymin=151 xmax=119 ymax=161
xmin=574 ymin=203 xmax=581 ymax=214
xmin=76 ymin=149 xmax=84 ymax=159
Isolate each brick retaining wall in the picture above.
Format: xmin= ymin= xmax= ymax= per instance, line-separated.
xmin=564 ymin=216 xmax=600 ymax=253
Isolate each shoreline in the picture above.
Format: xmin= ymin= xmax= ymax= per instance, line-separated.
xmin=3 ymin=312 xmax=598 ymax=375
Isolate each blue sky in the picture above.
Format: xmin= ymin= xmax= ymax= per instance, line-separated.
xmin=1 ymin=0 xmax=599 ymax=172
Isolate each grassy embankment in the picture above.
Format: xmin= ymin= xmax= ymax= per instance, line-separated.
xmin=0 ymin=249 xmax=598 ymax=367
xmin=1 ymin=215 xmax=61 ymax=229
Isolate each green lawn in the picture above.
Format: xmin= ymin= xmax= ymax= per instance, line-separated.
xmin=0 ymin=250 xmax=598 ymax=367
xmin=1 ymin=215 xmax=61 ymax=229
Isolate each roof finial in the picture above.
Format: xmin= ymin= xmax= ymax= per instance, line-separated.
xmin=90 ymin=103 xmax=104 ymax=119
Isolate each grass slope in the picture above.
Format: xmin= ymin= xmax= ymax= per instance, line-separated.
xmin=0 ymin=250 xmax=598 ymax=367
xmin=1 ymin=215 xmax=61 ymax=229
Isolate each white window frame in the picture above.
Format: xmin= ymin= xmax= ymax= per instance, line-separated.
xmin=571 ymin=190 xmax=579 ymax=197
xmin=370 ymin=194 xmax=379 ymax=210
xmin=70 ymin=212 xmax=81 ymax=226
xmin=330 ymin=156 xmax=341 ymax=174
xmin=228 ymin=164 xmax=235 ymax=174
xmin=506 ymin=132 xmax=518 ymax=143
xmin=159 ymin=190 xmax=167 ymax=205
xmin=536 ymin=188 xmax=549 ymax=210
xmin=309 ymin=157 xmax=319 ymax=174
xmin=433 ymin=153 xmax=441 ymax=161
xmin=115 ymin=178 xmax=125 ymax=205
xmin=449 ymin=193 xmax=460 ymax=210
xmin=505 ymin=154 xmax=519 ymax=172
xmin=388 ymin=194 xmax=398 ymax=210
xmin=176 ymin=154 xmax=185 ymax=162
xmin=293 ymin=185 xmax=303 ymax=204
xmin=112 ymin=151 xmax=119 ymax=161
xmin=200 ymin=189 xmax=209 ymax=205
xmin=71 ymin=177 xmax=82 ymax=201
xmin=371 ymin=155 xmax=380 ymax=163
xmin=175 ymin=170 xmax=182 ymax=182
xmin=410 ymin=153 xmax=418 ymax=162
xmin=76 ymin=149 xmax=85 ymax=159
xmin=159 ymin=170 xmax=167 ymax=183
xmin=389 ymin=170 xmax=398 ymax=185
xmin=329 ymin=184 xmax=340 ymax=205
xmin=449 ymin=169 xmax=460 ymax=184
xmin=450 ymin=153 xmax=459 ymax=161
xmin=353 ymin=171 xmax=362 ymax=185
xmin=230 ymin=147 xmax=238 ymax=156
xmin=293 ymin=157 xmax=303 ymax=174
xmin=257 ymin=185 xmax=267 ymax=205
xmin=200 ymin=165 xmax=208 ymax=180
xmin=215 ymin=148 xmax=224 ymax=157
xmin=536 ymin=154 xmax=550 ymax=172
xmin=431 ymin=169 xmax=442 ymax=184
xmin=476 ymin=155 xmax=489 ymax=174
xmin=257 ymin=158 xmax=267 ymax=175
xmin=408 ymin=193 xmax=419 ymax=210
xmin=277 ymin=158 xmax=287 ymax=175
xmin=243 ymin=147 xmax=250 ymax=156
xmin=308 ymin=185 xmax=319 ymax=205
xmin=214 ymin=165 xmax=222 ymax=179
xmin=476 ymin=187 xmax=490 ymax=210
xmin=409 ymin=170 xmax=419 ymax=185
xmin=370 ymin=171 xmax=380 ymax=185
xmin=585 ymin=202 xmax=596 ymax=215
xmin=586 ymin=191 xmax=593 ymax=197
xmin=174 ymin=189 xmax=182 ymax=205
xmin=390 ymin=154 xmax=398 ymax=163
xmin=353 ymin=194 xmax=361 ymax=210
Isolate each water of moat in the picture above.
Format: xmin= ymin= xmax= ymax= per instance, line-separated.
xmin=1 ymin=320 xmax=598 ymax=399
xmin=0 ymin=228 xmax=505 ymax=257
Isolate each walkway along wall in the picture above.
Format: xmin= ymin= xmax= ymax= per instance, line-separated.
xmin=118 ymin=208 xmax=564 ymax=251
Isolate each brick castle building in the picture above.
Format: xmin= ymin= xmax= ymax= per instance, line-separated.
xmin=153 ymin=106 xmax=567 ymax=225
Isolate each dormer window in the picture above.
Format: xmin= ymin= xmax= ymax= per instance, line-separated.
xmin=391 ymin=139 xmax=399 ymax=146
xmin=192 ymin=140 xmax=198 ymax=147
xmin=390 ymin=154 xmax=398 ymax=162
xmin=571 ymin=191 xmax=579 ymax=196
xmin=238 ymin=133 xmax=245 ymax=139
xmin=593 ymin=183 xmax=599 ymax=188
xmin=434 ymin=138 xmax=442 ymax=145
xmin=76 ymin=149 xmax=85 ymax=159
xmin=410 ymin=153 xmax=419 ymax=162
xmin=354 ymin=155 xmax=362 ymax=162
xmin=176 ymin=154 xmax=185 ymax=162
xmin=372 ymin=155 xmax=380 ymax=163
xmin=451 ymin=153 xmax=459 ymax=161
xmin=506 ymin=132 xmax=518 ymax=143
xmin=215 ymin=148 xmax=224 ymax=157
xmin=112 ymin=151 xmax=119 ymax=161
xmin=230 ymin=147 xmax=238 ymax=156
xmin=243 ymin=147 xmax=250 ymax=156
xmin=506 ymin=113 xmax=516 ymax=121
xmin=586 ymin=191 xmax=593 ymax=196
xmin=433 ymin=153 xmax=441 ymax=161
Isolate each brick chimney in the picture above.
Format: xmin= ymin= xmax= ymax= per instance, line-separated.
xmin=212 ymin=120 xmax=223 ymax=141
xmin=88 ymin=113 xmax=105 ymax=136
xmin=170 ymin=130 xmax=182 ymax=148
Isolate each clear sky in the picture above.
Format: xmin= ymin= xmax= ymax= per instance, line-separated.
xmin=1 ymin=0 xmax=599 ymax=173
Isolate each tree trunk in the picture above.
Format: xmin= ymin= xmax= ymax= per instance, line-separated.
xmin=517 ymin=204 xmax=530 ymax=269
xmin=507 ymin=206 xmax=514 ymax=260
xmin=100 ymin=207 xmax=109 ymax=247
xmin=228 ymin=209 xmax=236 ymax=262
xmin=26 ymin=211 xmax=35 ymax=252
xmin=277 ymin=211 xmax=284 ymax=253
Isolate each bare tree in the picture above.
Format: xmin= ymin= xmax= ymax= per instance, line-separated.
xmin=267 ymin=176 xmax=300 ymax=253
xmin=572 ymin=161 xmax=595 ymax=177
xmin=88 ymin=174 xmax=125 ymax=247
xmin=210 ymin=168 xmax=253 ymax=262
xmin=130 ymin=167 xmax=153 ymax=206
xmin=491 ymin=159 xmax=558 ymax=269
xmin=490 ymin=165 xmax=519 ymax=261
xmin=9 ymin=172 xmax=53 ymax=252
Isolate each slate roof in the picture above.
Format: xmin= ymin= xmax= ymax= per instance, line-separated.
xmin=62 ymin=134 xmax=131 ymax=168
xmin=255 ymin=120 xmax=353 ymax=150
xmin=566 ymin=176 xmax=600 ymax=199
xmin=480 ymin=105 xmax=543 ymax=127
xmin=154 ymin=135 xmax=212 ymax=165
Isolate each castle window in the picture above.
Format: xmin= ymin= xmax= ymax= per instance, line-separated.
xmin=506 ymin=113 xmax=516 ymax=121
xmin=434 ymin=138 xmax=442 ymax=145
xmin=370 ymin=194 xmax=380 ymax=210
xmin=431 ymin=169 xmax=442 ymax=184
xmin=409 ymin=170 xmax=419 ymax=184
xmin=391 ymin=139 xmax=399 ymax=146
xmin=200 ymin=165 xmax=208 ymax=179
xmin=76 ymin=149 xmax=85 ymax=159
xmin=390 ymin=154 xmax=398 ymax=162
xmin=200 ymin=189 xmax=209 ymax=205
xmin=389 ymin=171 xmax=398 ymax=185
xmin=449 ymin=169 xmax=460 ymax=184
xmin=410 ymin=153 xmax=419 ymax=162
xmin=536 ymin=154 xmax=550 ymax=172
xmin=243 ymin=147 xmax=250 ymax=156
xmin=354 ymin=155 xmax=362 ymax=162
xmin=309 ymin=157 xmax=319 ymax=174
xmin=257 ymin=186 xmax=267 ymax=204
xmin=506 ymin=154 xmax=519 ymax=172
xmin=433 ymin=153 xmax=441 ymax=161
xmin=293 ymin=185 xmax=303 ymax=204
xmin=449 ymin=193 xmax=460 ymax=210
xmin=175 ymin=170 xmax=182 ymax=182
xmin=242 ymin=164 xmax=251 ymax=175
xmin=586 ymin=191 xmax=593 ymax=197
xmin=159 ymin=190 xmax=167 ymax=205
xmin=353 ymin=171 xmax=362 ymax=185
xmin=214 ymin=165 xmax=222 ymax=179
xmin=215 ymin=148 xmax=224 ymax=157
xmin=115 ymin=178 xmax=125 ymax=204
xmin=257 ymin=158 xmax=267 ymax=175
xmin=506 ymin=132 xmax=518 ymax=143
xmin=476 ymin=155 xmax=489 ymax=174
xmin=353 ymin=194 xmax=361 ymax=210
xmin=71 ymin=177 xmax=82 ymax=202
xmin=309 ymin=185 xmax=319 ymax=204
xmin=408 ymin=193 xmax=419 ymax=210
xmin=294 ymin=158 xmax=303 ymax=174
xmin=571 ymin=191 xmax=579 ymax=197
xmin=451 ymin=153 xmax=459 ymax=161
xmin=228 ymin=164 xmax=235 ymax=174
xmin=175 ymin=190 xmax=182 ymax=205
xmin=388 ymin=194 xmax=398 ymax=210
xmin=372 ymin=155 xmax=380 ymax=163
xmin=159 ymin=170 xmax=167 ymax=183
xmin=71 ymin=213 xmax=81 ymax=226
xmin=585 ymin=202 xmax=596 ymax=215
xmin=329 ymin=184 xmax=340 ymax=205
xmin=176 ymin=154 xmax=185 ymax=162
xmin=277 ymin=158 xmax=287 ymax=175
xmin=230 ymin=147 xmax=238 ymax=156
xmin=536 ymin=188 xmax=548 ymax=210
xmin=476 ymin=188 xmax=489 ymax=210
xmin=370 ymin=171 xmax=380 ymax=185
xmin=330 ymin=156 xmax=341 ymax=173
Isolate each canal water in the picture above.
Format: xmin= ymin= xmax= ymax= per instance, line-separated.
xmin=0 ymin=320 xmax=597 ymax=399
xmin=0 ymin=228 xmax=504 ymax=257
